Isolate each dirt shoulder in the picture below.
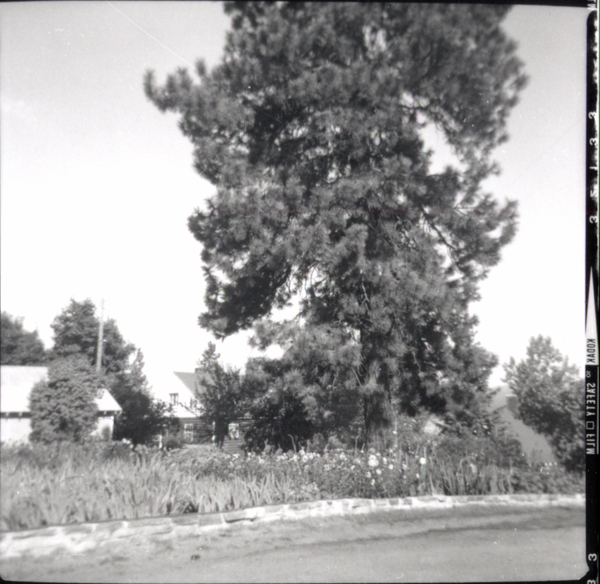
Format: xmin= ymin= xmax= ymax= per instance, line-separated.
xmin=1 ymin=504 xmax=586 ymax=583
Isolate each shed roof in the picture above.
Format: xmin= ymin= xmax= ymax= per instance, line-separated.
xmin=96 ymin=388 xmax=121 ymax=413
xmin=1 ymin=366 xmax=47 ymax=412
xmin=0 ymin=366 xmax=121 ymax=414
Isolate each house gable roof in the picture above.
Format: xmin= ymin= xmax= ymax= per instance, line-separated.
xmin=0 ymin=365 xmax=121 ymax=414
xmin=173 ymin=372 xmax=197 ymax=395
xmin=0 ymin=366 xmax=47 ymax=412
xmin=147 ymin=371 xmax=200 ymax=419
xmin=96 ymin=389 xmax=121 ymax=413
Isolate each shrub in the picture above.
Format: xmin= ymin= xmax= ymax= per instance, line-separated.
xmin=113 ymin=392 xmax=174 ymax=446
xmin=29 ymin=356 xmax=100 ymax=443
xmin=164 ymin=434 xmax=185 ymax=450
xmin=243 ymin=389 xmax=314 ymax=453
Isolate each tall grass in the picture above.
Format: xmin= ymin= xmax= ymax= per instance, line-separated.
xmin=1 ymin=439 xmax=584 ymax=532
xmin=1 ymin=443 xmax=289 ymax=530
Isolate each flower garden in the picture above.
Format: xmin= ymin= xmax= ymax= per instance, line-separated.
xmin=1 ymin=426 xmax=584 ymax=533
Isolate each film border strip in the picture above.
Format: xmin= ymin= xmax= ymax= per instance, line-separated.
xmin=586 ymin=5 xmax=599 ymax=583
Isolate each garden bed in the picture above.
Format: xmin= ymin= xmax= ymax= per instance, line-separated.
xmin=0 ymin=440 xmax=584 ymax=532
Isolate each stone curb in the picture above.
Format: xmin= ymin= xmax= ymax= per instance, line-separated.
xmin=0 ymin=493 xmax=584 ymax=560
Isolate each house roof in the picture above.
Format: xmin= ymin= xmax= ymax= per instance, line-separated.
xmin=0 ymin=365 xmax=121 ymax=414
xmin=96 ymin=389 xmax=121 ymax=413
xmin=147 ymin=370 xmax=201 ymax=419
xmin=1 ymin=366 xmax=47 ymax=412
xmin=149 ymin=371 xmax=197 ymax=399
xmin=173 ymin=372 xmax=197 ymax=394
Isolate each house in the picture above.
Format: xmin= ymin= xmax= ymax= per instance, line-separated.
xmin=150 ymin=371 xmax=207 ymax=443
xmin=0 ymin=365 xmax=122 ymax=444
xmin=149 ymin=370 xmax=245 ymax=449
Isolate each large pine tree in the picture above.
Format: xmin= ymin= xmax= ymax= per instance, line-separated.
xmin=145 ymin=3 xmax=526 ymax=442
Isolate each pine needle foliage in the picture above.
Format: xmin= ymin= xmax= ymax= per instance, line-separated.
xmin=145 ymin=3 xmax=527 ymax=441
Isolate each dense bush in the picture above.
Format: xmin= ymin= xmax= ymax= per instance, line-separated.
xmin=29 ymin=356 xmax=100 ymax=443
xmin=163 ymin=434 xmax=186 ymax=450
xmin=113 ymin=392 xmax=177 ymax=446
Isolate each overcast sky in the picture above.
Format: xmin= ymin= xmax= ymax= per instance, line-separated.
xmin=0 ymin=2 xmax=589 ymax=395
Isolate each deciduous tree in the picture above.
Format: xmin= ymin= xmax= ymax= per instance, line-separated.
xmin=503 ymin=336 xmax=584 ymax=472
xmin=50 ymin=299 xmax=135 ymax=378
xmin=195 ymin=343 xmax=241 ymax=447
xmin=111 ymin=349 xmax=175 ymax=445
xmin=112 ymin=391 xmax=174 ymax=446
xmin=145 ymin=3 xmax=526 ymax=442
xmin=1 ymin=312 xmax=47 ymax=365
xmin=50 ymin=300 xmax=164 ymax=444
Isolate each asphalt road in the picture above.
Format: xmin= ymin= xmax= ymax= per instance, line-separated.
xmin=1 ymin=504 xmax=586 ymax=583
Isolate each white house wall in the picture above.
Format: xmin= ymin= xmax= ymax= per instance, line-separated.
xmin=1 ymin=416 xmax=116 ymax=444
xmin=1 ymin=417 xmax=31 ymax=444
xmin=92 ymin=416 xmax=115 ymax=440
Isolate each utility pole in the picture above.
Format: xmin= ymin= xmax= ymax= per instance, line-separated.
xmin=96 ymin=298 xmax=104 ymax=374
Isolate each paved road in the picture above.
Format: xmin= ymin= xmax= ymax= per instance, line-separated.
xmin=1 ymin=505 xmax=586 ymax=582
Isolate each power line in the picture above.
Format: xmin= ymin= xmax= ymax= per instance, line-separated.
xmin=105 ymin=1 xmax=194 ymax=68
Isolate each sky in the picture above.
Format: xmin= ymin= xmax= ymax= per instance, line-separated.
xmin=0 ymin=2 xmax=589 ymax=397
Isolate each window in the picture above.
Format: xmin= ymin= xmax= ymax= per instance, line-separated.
xmin=169 ymin=393 xmax=179 ymax=406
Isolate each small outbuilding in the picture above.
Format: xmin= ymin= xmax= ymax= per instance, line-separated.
xmin=0 ymin=365 xmax=121 ymax=444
